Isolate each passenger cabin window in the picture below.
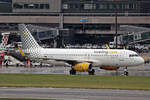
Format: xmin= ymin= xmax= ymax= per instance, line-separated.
xmin=129 ymin=54 xmax=139 ymax=57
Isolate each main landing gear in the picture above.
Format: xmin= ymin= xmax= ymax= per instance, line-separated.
xmin=88 ymin=69 xmax=95 ymax=75
xmin=70 ymin=68 xmax=76 ymax=75
xmin=69 ymin=68 xmax=95 ymax=75
xmin=124 ymin=67 xmax=128 ymax=76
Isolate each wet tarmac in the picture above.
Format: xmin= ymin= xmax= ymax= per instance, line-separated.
xmin=0 ymin=63 xmax=149 ymax=76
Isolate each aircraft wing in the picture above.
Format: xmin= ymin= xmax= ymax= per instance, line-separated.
xmin=42 ymin=57 xmax=100 ymax=66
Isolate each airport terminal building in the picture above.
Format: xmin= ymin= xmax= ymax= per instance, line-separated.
xmin=0 ymin=0 xmax=150 ymax=46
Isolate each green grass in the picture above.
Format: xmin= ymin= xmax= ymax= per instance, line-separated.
xmin=0 ymin=74 xmax=150 ymax=90
xmin=0 ymin=98 xmax=56 ymax=100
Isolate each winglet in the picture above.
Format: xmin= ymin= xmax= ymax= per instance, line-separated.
xmin=105 ymin=44 xmax=110 ymax=49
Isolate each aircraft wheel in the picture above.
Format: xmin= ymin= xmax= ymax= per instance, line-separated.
xmin=70 ymin=69 xmax=76 ymax=75
xmin=124 ymin=71 xmax=128 ymax=76
xmin=124 ymin=67 xmax=128 ymax=76
xmin=88 ymin=69 xmax=95 ymax=75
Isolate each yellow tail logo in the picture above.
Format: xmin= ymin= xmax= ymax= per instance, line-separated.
xmin=24 ymin=32 xmax=28 ymax=36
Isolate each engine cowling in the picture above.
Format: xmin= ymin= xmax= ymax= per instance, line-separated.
xmin=100 ymin=66 xmax=119 ymax=70
xmin=73 ymin=62 xmax=92 ymax=72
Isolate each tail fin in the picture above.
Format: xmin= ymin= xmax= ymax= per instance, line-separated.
xmin=18 ymin=24 xmax=41 ymax=49
xmin=0 ymin=32 xmax=10 ymax=50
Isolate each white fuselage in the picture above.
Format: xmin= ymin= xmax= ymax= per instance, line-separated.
xmin=26 ymin=48 xmax=144 ymax=67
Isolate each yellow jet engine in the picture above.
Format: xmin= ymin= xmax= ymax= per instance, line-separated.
xmin=70 ymin=62 xmax=95 ymax=75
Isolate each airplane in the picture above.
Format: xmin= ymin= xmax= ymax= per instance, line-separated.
xmin=18 ymin=24 xmax=144 ymax=75
xmin=0 ymin=32 xmax=10 ymax=56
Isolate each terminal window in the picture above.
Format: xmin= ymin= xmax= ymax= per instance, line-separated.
xmin=13 ymin=3 xmax=49 ymax=9
xmin=24 ymin=4 xmax=39 ymax=9
xmin=13 ymin=3 xmax=23 ymax=9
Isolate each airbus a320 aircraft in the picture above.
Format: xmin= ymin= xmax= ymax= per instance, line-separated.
xmin=18 ymin=24 xmax=144 ymax=75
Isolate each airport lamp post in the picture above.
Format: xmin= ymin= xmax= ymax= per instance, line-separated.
xmin=114 ymin=0 xmax=118 ymax=49
xmin=81 ymin=18 xmax=87 ymax=33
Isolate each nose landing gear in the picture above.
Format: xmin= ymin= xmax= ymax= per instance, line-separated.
xmin=124 ymin=67 xmax=128 ymax=76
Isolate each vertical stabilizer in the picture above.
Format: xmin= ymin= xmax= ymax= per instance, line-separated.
xmin=18 ymin=24 xmax=40 ymax=49
xmin=0 ymin=32 xmax=10 ymax=50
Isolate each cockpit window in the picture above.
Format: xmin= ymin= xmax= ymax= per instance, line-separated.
xmin=129 ymin=54 xmax=139 ymax=57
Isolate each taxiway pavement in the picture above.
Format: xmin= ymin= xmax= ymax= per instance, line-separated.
xmin=0 ymin=87 xmax=150 ymax=100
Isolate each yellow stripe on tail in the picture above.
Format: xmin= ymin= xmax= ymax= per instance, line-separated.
xmin=18 ymin=47 xmax=25 ymax=57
